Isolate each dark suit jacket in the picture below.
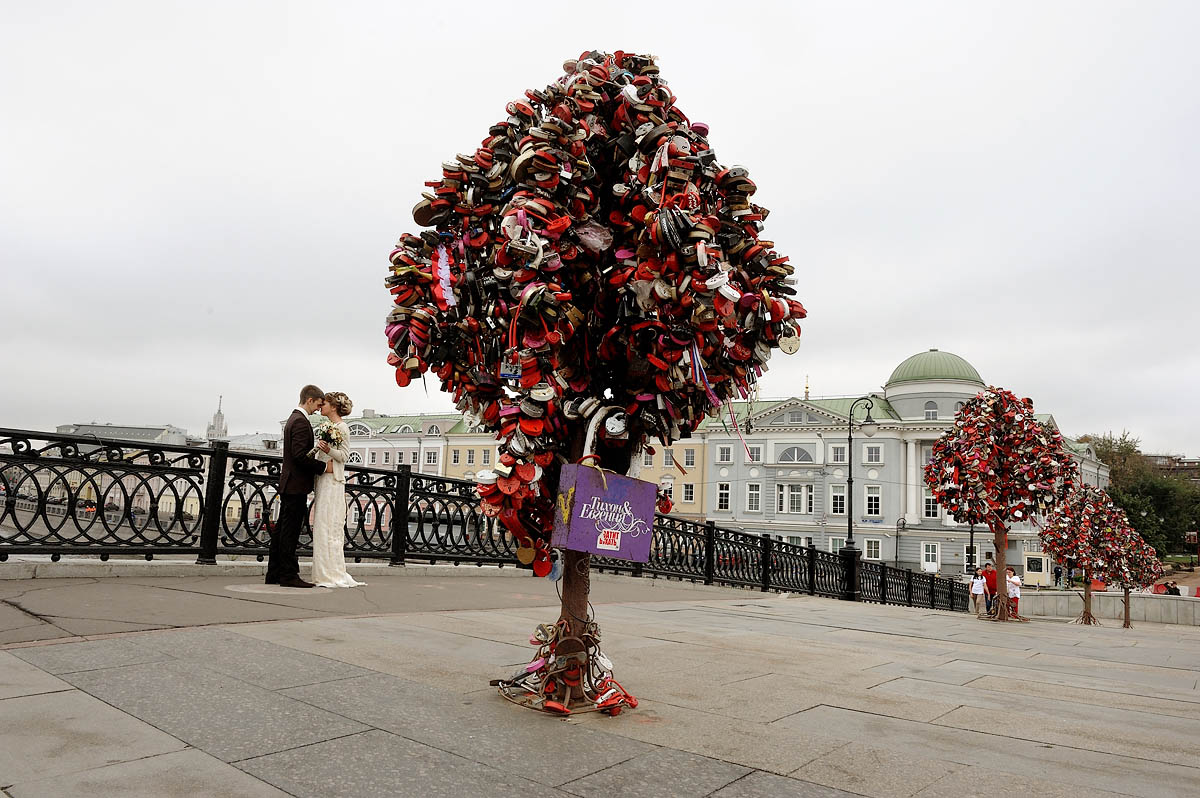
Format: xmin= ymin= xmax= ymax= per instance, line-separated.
xmin=279 ymin=410 xmax=326 ymax=495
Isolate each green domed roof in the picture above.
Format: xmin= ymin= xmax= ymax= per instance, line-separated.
xmin=886 ymin=349 xmax=983 ymax=386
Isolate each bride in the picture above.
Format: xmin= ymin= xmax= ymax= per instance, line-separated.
xmin=311 ymin=391 xmax=366 ymax=588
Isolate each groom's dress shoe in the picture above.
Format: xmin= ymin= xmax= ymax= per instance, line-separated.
xmin=279 ymin=577 xmax=315 ymax=589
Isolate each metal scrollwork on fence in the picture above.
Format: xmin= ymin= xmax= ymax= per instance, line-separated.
xmin=811 ymin=548 xmax=845 ymax=598
xmin=0 ymin=428 xmax=206 ymax=558
xmin=408 ymin=473 xmax=507 ymax=564
xmin=710 ymin=527 xmax=762 ymax=587
xmin=859 ymin=560 xmax=883 ymax=603
xmin=771 ymin=538 xmax=811 ymax=593
xmin=646 ymin=514 xmax=707 ymax=580
xmin=0 ymin=426 xmax=968 ymax=612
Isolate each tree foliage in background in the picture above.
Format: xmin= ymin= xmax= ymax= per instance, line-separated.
xmin=1079 ymin=431 xmax=1200 ymax=554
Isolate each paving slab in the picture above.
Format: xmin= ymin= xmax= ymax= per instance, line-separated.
xmin=0 ymin=690 xmax=185 ymax=785
xmin=137 ymin=627 xmax=375 ymax=689
xmin=0 ymin=651 xmax=71 ymax=699
xmin=711 ymin=770 xmax=865 ymax=798
xmin=61 ymin=659 xmax=369 ymax=762
xmin=9 ymin=636 xmax=173 ymax=674
xmin=790 ymin=741 xmax=960 ymax=798
xmin=5 ymin=748 xmax=288 ymax=798
xmin=773 ymin=705 xmax=1198 ymax=798
xmin=237 ymin=729 xmax=571 ymax=798
xmin=280 ymin=672 xmax=654 ymax=788
xmin=570 ymin=697 xmax=848 ymax=776
xmin=559 ymin=748 xmax=751 ymax=798
xmin=964 ymin=674 xmax=1200 ymax=718
xmin=912 ymin=765 xmax=1134 ymax=798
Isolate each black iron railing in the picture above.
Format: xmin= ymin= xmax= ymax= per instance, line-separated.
xmin=0 ymin=427 xmax=967 ymax=612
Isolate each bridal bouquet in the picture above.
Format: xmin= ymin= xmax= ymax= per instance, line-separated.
xmin=309 ymin=421 xmax=345 ymax=460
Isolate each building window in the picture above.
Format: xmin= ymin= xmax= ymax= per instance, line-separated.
xmin=482 ymin=450 xmax=491 ymax=465
xmin=955 ymin=401 xmax=965 ymax=413
xmin=660 ymin=479 xmax=674 ymax=499
xmin=643 ymin=451 xmax=654 ymax=467
xmin=348 ymin=423 xmax=370 ymax=437
xmin=776 ymin=484 xmax=812 ymax=514
xmin=746 ymin=483 xmax=761 ymax=512
xmin=428 ymin=425 xmax=441 ymax=436
xmin=684 ymin=449 xmax=695 ymax=467
xmin=831 ymin=445 xmax=846 ymax=464
xmin=664 ymin=449 xmax=675 ymax=467
xmin=467 ymin=449 xmax=475 ymax=465
xmin=924 ymin=401 xmax=938 ymax=421
xmin=866 ymin=485 xmax=881 ymax=517
xmin=348 ymin=452 xmax=363 ymax=464
xmin=425 ymin=451 xmax=437 ymax=465
xmin=864 ymin=538 xmax=881 ymax=560
xmin=778 ymin=446 xmax=814 ymax=463
xmin=717 ymin=483 xmax=730 ymax=511
xmin=369 ymin=451 xmax=377 ymax=465
xmin=451 ymin=449 xmax=460 ymax=465
xmin=829 ymin=537 xmax=846 ymax=553
xmin=788 ymin=410 xmax=804 ymax=423
xmin=410 ymin=451 xmax=418 ymax=464
xmin=923 ymin=542 xmax=940 ymax=569
xmin=964 ymin=545 xmax=978 ymax=570
xmin=718 ymin=446 xmax=732 ymax=464
xmin=924 ymin=491 xmax=939 ymax=519
xmin=865 ymin=445 xmax=882 ymax=464
xmin=831 ymin=485 xmax=846 ymax=515
xmin=746 ymin=445 xmax=762 ymax=463
xmin=682 ymin=484 xmax=695 ymax=503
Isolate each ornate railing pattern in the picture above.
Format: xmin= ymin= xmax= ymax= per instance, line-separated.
xmin=0 ymin=427 xmax=967 ymax=611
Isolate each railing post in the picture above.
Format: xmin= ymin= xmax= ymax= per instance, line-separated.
xmin=807 ymin=545 xmax=817 ymax=595
xmin=880 ymin=563 xmax=888 ymax=606
xmin=195 ymin=441 xmax=227 ymax=565
xmin=703 ymin=520 xmax=716 ymax=585
xmin=947 ymin=578 xmax=954 ymax=612
xmin=760 ymin=533 xmax=773 ymax=593
xmin=840 ymin=543 xmax=861 ymax=602
xmin=390 ymin=465 xmax=411 ymax=566
xmin=929 ymin=575 xmax=937 ymax=609
xmin=906 ymin=568 xmax=914 ymax=607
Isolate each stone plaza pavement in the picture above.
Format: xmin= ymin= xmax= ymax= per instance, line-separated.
xmin=2 ymin=566 xmax=1199 ymax=798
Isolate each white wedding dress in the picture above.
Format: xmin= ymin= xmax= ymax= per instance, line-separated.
xmin=311 ymin=421 xmax=366 ymax=588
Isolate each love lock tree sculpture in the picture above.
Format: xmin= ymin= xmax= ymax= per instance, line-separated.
xmin=1040 ymin=484 xmax=1141 ymax=624
xmin=924 ymin=388 xmax=1075 ymax=621
xmin=1108 ymin=534 xmax=1163 ymax=629
xmin=383 ymin=51 xmax=803 ymax=713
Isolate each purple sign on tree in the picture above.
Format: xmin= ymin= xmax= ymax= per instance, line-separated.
xmin=552 ymin=465 xmax=657 ymax=563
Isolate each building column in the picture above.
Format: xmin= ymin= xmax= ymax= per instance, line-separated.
xmin=905 ymin=438 xmax=921 ymax=525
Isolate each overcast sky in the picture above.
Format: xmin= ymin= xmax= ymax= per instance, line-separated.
xmin=2 ymin=2 xmax=1197 ymax=454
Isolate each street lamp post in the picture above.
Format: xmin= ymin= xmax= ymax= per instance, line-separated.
xmin=845 ymin=397 xmax=878 ymax=551
xmin=968 ymin=523 xmax=976 ymax=572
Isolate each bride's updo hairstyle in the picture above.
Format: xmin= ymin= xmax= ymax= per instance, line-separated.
xmin=323 ymin=392 xmax=353 ymax=416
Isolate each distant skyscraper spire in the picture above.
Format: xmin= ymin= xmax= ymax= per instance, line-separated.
xmin=206 ymin=396 xmax=228 ymax=440
xmin=804 ymin=375 xmax=810 ymax=400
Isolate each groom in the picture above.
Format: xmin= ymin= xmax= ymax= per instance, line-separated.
xmin=267 ymin=385 xmax=330 ymax=587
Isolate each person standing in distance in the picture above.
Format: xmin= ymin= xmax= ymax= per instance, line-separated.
xmin=267 ymin=385 xmax=329 ymax=587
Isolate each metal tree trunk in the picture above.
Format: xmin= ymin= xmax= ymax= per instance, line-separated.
xmin=1079 ymin=570 xmax=1098 ymax=625
xmin=1123 ymin=587 xmax=1133 ymax=628
xmin=990 ymin=520 xmax=1009 ymax=621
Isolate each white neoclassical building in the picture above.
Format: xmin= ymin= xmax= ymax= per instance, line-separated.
xmin=701 ymin=349 xmax=1109 ymax=575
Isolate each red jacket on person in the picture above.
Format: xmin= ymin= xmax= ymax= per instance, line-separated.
xmin=983 ymin=569 xmax=998 ymax=594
